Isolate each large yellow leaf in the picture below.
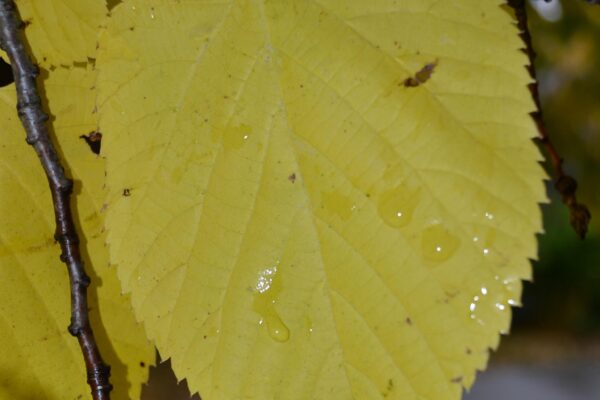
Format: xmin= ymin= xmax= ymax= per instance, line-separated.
xmin=15 ymin=0 xmax=107 ymax=66
xmin=97 ymin=1 xmax=547 ymax=399
xmin=0 ymin=66 xmax=153 ymax=399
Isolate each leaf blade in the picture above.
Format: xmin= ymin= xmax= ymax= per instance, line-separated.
xmin=98 ymin=1 xmax=547 ymax=399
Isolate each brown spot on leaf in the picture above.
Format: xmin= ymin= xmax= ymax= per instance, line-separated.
xmin=123 ymin=188 xmax=131 ymax=197
xmin=288 ymin=173 xmax=296 ymax=183
xmin=79 ymin=131 xmax=102 ymax=155
xmin=404 ymin=60 xmax=438 ymax=87
xmin=451 ymin=376 xmax=463 ymax=384
xmin=405 ymin=317 xmax=412 ymax=325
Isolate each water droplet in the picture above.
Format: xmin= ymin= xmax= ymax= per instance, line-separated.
xmin=481 ymin=287 xmax=488 ymax=296
xmin=421 ymin=223 xmax=460 ymax=262
xmin=219 ymin=124 xmax=252 ymax=150
xmin=484 ymin=211 xmax=494 ymax=220
xmin=377 ymin=184 xmax=420 ymax=228
xmin=495 ymin=303 xmax=506 ymax=311
xmin=468 ymin=292 xmax=484 ymax=323
xmin=470 ymin=226 xmax=496 ymax=258
xmin=253 ymin=264 xmax=290 ymax=343
xmin=321 ymin=191 xmax=356 ymax=221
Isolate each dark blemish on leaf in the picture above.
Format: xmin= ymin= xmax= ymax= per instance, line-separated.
xmin=19 ymin=18 xmax=31 ymax=29
xmin=123 ymin=188 xmax=131 ymax=197
xmin=403 ymin=60 xmax=438 ymax=87
xmin=129 ymin=26 xmax=135 ymax=31
xmin=107 ymin=0 xmax=123 ymax=10
xmin=405 ymin=317 xmax=412 ymax=325
xmin=288 ymin=173 xmax=296 ymax=183
xmin=365 ymin=193 xmax=371 ymax=198
xmin=203 ymin=335 xmax=207 ymax=339
xmin=140 ymin=361 xmax=146 ymax=367
xmin=79 ymin=131 xmax=102 ymax=155
xmin=451 ymin=376 xmax=463 ymax=384
xmin=387 ymin=379 xmax=394 ymax=391
xmin=466 ymin=347 xmax=472 ymax=355
xmin=0 ymin=57 xmax=14 ymax=87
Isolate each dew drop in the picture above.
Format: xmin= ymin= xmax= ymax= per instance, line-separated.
xmin=377 ymin=184 xmax=420 ymax=228
xmin=421 ymin=223 xmax=460 ymax=262
xmin=252 ymin=264 xmax=290 ymax=343
xmin=221 ymin=124 xmax=252 ymax=150
xmin=321 ymin=191 xmax=356 ymax=221
xmin=468 ymin=293 xmax=483 ymax=323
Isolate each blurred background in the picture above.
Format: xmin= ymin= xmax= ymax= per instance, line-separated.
xmin=141 ymin=1 xmax=600 ymax=399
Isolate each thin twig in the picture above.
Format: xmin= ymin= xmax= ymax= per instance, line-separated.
xmin=0 ymin=1 xmax=112 ymax=398
xmin=508 ymin=0 xmax=591 ymax=239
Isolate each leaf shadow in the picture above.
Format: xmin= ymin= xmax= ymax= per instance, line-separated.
xmin=141 ymin=352 xmax=201 ymax=400
xmin=0 ymin=368 xmax=53 ymax=400
xmin=36 ymin=68 xmax=134 ymax=399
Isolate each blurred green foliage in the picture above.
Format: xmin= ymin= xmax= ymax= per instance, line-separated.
xmin=511 ymin=0 xmax=600 ymax=336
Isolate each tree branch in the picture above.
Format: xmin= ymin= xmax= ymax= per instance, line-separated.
xmin=508 ymin=0 xmax=591 ymax=239
xmin=0 ymin=1 xmax=112 ymax=398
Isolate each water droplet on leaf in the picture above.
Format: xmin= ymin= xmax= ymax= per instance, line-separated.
xmin=377 ymin=184 xmax=420 ymax=228
xmin=253 ymin=263 xmax=290 ymax=343
xmin=421 ymin=223 xmax=460 ymax=262
xmin=220 ymin=124 xmax=252 ymax=150
xmin=321 ymin=191 xmax=356 ymax=221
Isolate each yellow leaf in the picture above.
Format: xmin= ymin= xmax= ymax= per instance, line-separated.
xmin=0 ymin=66 xmax=153 ymax=400
xmin=15 ymin=0 xmax=107 ymax=66
xmin=97 ymin=1 xmax=547 ymax=399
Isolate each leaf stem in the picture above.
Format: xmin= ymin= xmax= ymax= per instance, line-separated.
xmin=0 ymin=1 xmax=112 ymax=398
xmin=508 ymin=0 xmax=591 ymax=239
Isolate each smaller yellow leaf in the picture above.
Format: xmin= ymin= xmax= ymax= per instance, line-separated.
xmin=16 ymin=0 xmax=107 ymax=66
xmin=0 ymin=65 xmax=153 ymax=400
